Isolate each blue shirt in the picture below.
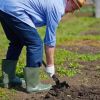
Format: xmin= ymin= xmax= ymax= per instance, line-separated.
xmin=0 ymin=0 xmax=66 ymax=46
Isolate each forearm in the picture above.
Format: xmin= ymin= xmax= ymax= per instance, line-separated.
xmin=45 ymin=45 xmax=55 ymax=66
xmin=45 ymin=45 xmax=55 ymax=77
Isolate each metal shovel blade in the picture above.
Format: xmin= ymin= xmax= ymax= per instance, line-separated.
xmin=42 ymin=61 xmax=70 ymax=89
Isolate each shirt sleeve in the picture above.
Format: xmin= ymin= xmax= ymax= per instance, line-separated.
xmin=44 ymin=4 xmax=62 ymax=47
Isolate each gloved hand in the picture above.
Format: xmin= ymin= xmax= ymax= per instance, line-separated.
xmin=45 ymin=65 xmax=55 ymax=77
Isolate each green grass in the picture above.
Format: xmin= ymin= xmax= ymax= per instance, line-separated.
xmin=55 ymin=48 xmax=100 ymax=77
xmin=0 ymin=15 xmax=100 ymax=78
xmin=56 ymin=17 xmax=100 ymax=44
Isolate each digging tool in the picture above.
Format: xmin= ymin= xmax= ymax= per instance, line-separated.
xmin=42 ymin=61 xmax=70 ymax=89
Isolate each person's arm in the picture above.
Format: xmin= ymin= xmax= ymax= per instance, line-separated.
xmin=44 ymin=3 xmax=62 ymax=77
xmin=45 ymin=45 xmax=55 ymax=77
xmin=44 ymin=45 xmax=55 ymax=77
xmin=45 ymin=45 xmax=55 ymax=66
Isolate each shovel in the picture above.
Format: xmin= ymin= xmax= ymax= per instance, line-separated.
xmin=42 ymin=61 xmax=70 ymax=90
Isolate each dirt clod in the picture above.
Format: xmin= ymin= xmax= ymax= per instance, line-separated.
xmin=43 ymin=85 xmax=100 ymax=100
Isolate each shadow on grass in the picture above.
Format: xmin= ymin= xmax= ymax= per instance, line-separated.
xmin=0 ymin=76 xmax=27 ymax=93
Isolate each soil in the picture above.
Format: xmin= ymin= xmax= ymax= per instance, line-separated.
xmin=4 ymin=58 xmax=100 ymax=100
xmin=58 ymin=40 xmax=100 ymax=54
xmin=59 ymin=45 xmax=100 ymax=54
xmin=0 ymin=30 xmax=100 ymax=100
xmin=80 ymin=30 xmax=100 ymax=36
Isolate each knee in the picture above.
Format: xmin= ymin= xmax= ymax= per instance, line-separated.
xmin=27 ymin=38 xmax=43 ymax=51
xmin=37 ymin=39 xmax=43 ymax=49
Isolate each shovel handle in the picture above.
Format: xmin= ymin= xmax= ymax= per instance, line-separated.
xmin=42 ymin=60 xmax=60 ymax=85
xmin=42 ymin=60 xmax=47 ymax=68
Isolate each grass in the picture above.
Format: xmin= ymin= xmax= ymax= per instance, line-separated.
xmin=0 ymin=15 xmax=100 ymax=78
xmin=56 ymin=17 xmax=100 ymax=44
xmin=0 ymin=11 xmax=100 ymax=78
xmin=55 ymin=48 xmax=100 ymax=77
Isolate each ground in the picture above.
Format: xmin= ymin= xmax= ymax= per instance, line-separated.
xmin=0 ymin=29 xmax=100 ymax=100
xmin=0 ymin=8 xmax=100 ymax=99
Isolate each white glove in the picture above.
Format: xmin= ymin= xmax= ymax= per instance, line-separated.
xmin=45 ymin=65 xmax=55 ymax=77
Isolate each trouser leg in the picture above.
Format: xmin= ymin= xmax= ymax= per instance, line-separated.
xmin=26 ymin=30 xmax=43 ymax=67
xmin=5 ymin=18 xmax=43 ymax=67
xmin=0 ymin=11 xmax=24 ymax=88
xmin=1 ymin=11 xmax=43 ymax=67
xmin=0 ymin=17 xmax=24 ymax=60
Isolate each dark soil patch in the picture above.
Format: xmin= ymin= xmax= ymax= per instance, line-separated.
xmin=5 ymin=84 xmax=100 ymax=100
xmin=58 ymin=40 xmax=100 ymax=54
xmin=6 ymin=84 xmax=100 ymax=100
xmin=44 ymin=85 xmax=100 ymax=100
xmin=80 ymin=30 xmax=100 ymax=36
xmin=59 ymin=45 xmax=100 ymax=54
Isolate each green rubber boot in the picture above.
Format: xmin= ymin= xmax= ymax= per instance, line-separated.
xmin=24 ymin=67 xmax=52 ymax=93
xmin=2 ymin=59 xmax=25 ymax=88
